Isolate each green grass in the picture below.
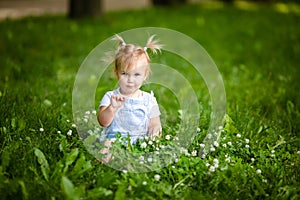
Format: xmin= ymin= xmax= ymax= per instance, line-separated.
xmin=0 ymin=2 xmax=300 ymax=199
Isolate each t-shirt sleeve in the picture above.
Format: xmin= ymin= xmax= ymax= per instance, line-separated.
xmin=149 ymin=92 xmax=161 ymax=118
xmin=99 ymin=91 xmax=112 ymax=108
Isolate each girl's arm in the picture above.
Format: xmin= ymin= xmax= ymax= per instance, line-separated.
xmin=97 ymin=105 xmax=116 ymax=127
xmin=148 ymin=116 xmax=162 ymax=140
xmin=98 ymin=95 xmax=125 ymax=127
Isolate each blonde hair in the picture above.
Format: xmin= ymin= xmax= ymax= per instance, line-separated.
xmin=112 ymin=34 xmax=162 ymax=78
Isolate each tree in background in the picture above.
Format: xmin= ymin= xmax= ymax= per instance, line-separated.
xmin=152 ymin=0 xmax=187 ymax=6
xmin=69 ymin=0 xmax=102 ymax=18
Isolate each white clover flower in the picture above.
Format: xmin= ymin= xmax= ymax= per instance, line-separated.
xmin=192 ymin=150 xmax=197 ymax=157
xmin=67 ymin=130 xmax=72 ymax=136
xmin=262 ymin=179 xmax=268 ymax=183
xmin=57 ymin=130 xmax=61 ymax=134
xmin=245 ymin=144 xmax=250 ymax=148
xmin=165 ymin=135 xmax=171 ymax=140
xmin=141 ymin=142 xmax=147 ymax=148
xmin=175 ymin=158 xmax=179 ymax=163
xmin=83 ymin=118 xmax=88 ymax=123
xmin=85 ymin=111 xmax=90 ymax=115
xmin=197 ymin=127 xmax=201 ymax=132
xmin=227 ymin=141 xmax=232 ymax=146
xmin=207 ymin=134 xmax=212 ymax=139
xmin=147 ymin=157 xmax=153 ymax=162
xmin=245 ymin=138 xmax=250 ymax=143
xmin=154 ymin=174 xmax=161 ymax=181
xmin=213 ymin=158 xmax=219 ymax=164
xmin=160 ymin=145 xmax=165 ymax=149
xmin=179 ymin=147 xmax=184 ymax=153
xmin=172 ymin=165 xmax=175 ymax=169
xmin=222 ymin=144 xmax=227 ymax=148
xmin=92 ymin=110 xmax=97 ymax=115
xmin=209 ymin=166 xmax=215 ymax=172
xmin=66 ymin=119 xmax=70 ymax=123
xmin=148 ymin=140 xmax=153 ymax=145
xmin=200 ymin=143 xmax=205 ymax=148
xmin=236 ymin=134 xmax=241 ymax=138
xmin=122 ymin=170 xmax=128 ymax=174
xmin=142 ymin=181 xmax=147 ymax=186
xmin=218 ymin=125 xmax=223 ymax=130
xmin=155 ymin=151 xmax=160 ymax=155
xmin=139 ymin=156 xmax=144 ymax=161
xmin=214 ymin=163 xmax=219 ymax=168
xmin=210 ymin=147 xmax=216 ymax=152
xmin=205 ymin=162 xmax=210 ymax=167
xmin=180 ymin=147 xmax=188 ymax=154
xmin=174 ymin=136 xmax=179 ymax=141
xmin=251 ymin=158 xmax=255 ymax=162
xmin=156 ymin=147 xmax=160 ymax=151
xmin=213 ymin=141 xmax=219 ymax=147
xmin=225 ymin=157 xmax=231 ymax=163
xmin=144 ymin=136 xmax=149 ymax=140
xmin=256 ymin=169 xmax=262 ymax=175
xmin=297 ymin=151 xmax=300 ymax=154
xmin=271 ymin=150 xmax=275 ymax=154
xmin=39 ymin=128 xmax=44 ymax=132
xmin=72 ymin=123 xmax=76 ymax=128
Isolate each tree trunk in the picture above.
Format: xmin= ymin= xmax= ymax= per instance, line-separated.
xmin=152 ymin=0 xmax=187 ymax=6
xmin=69 ymin=0 xmax=102 ymax=18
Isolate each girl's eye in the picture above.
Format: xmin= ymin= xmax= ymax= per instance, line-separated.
xmin=121 ymin=72 xmax=127 ymax=76
xmin=135 ymin=73 xmax=141 ymax=76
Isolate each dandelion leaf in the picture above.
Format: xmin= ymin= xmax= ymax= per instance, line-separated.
xmin=34 ymin=148 xmax=50 ymax=181
xmin=61 ymin=176 xmax=79 ymax=200
xmin=63 ymin=148 xmax=79 ymax=173
xmin=71 ymin=153 xmax=92 ymax=178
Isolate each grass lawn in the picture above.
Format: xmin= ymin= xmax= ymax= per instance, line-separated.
xmin=0 ymin=1 xmax=300 ymax=199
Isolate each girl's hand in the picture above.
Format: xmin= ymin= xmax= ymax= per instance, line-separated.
xmin=149 ymin=129 xmax=162 ymax=141
xmin=148 ymin=116 xmax=162 ymax=140
xmin=110 ymin=94 xmax=125 ymax=109
xmin=98 ymin=95 xmax=125 ymax=127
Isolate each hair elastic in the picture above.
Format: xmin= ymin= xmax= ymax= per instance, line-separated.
xmin=143 ymin=47 xmax=147 ymax=51
xmin=121 ymin=42 xmax=126 ymax=46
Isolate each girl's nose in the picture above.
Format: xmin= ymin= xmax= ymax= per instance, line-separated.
xmin=127 ymin=75 xmax=133 ymax=82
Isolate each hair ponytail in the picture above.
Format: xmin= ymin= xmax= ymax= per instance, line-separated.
xmin=144 ymin=35 xmax=163 ymax=54
xmin=112 ymin=34 xmax=126 ymax=47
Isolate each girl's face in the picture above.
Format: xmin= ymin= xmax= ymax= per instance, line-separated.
xmin=117 ymin=56 xmax=148 ymax=96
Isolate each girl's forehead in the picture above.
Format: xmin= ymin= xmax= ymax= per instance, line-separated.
xmin=121 ymin=56 xmax=149 ymax=72
xmin=121 ymin=64 xmax=148 ymax=73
